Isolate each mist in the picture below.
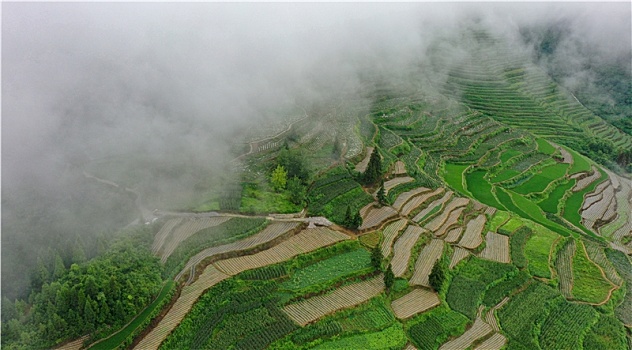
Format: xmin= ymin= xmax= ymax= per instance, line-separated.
xmin=2 ymin=2 xmax=630 ymax=300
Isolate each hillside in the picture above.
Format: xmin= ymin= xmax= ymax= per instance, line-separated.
xmin=3 ymin=14 xmax=631 ymax=350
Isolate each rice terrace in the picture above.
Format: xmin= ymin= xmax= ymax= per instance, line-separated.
xmin=2 ymin=3 xmax=631 ymax=350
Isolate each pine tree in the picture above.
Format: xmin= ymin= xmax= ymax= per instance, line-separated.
xmin=384 ymin=264 xmax=395 ymax=291
xmin=53 ymin=252 xmax=66 ymax=280
xmin=363 ymin=148 xmax=382 ymax=185
xmin=371 ymin=246 xmax=382 ymax=270
xmin=287 ymin=176 xmax=306 ymax=205
xmin=429 ymin=259 xmax=446 ymax=292
xmin=377 ymin=180 xmax=386 ymax=205
xmin=343 ymin=205 xmax=362 ymax=230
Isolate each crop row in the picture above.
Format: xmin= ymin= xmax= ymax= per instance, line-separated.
xmin=152 ymin=218 xmax=183 ymax=254
xmin=134 ymin=266 xmax=231 ymax=350
xmin=425 ymin=197 xmax=469 ymax=233
xmin=391 ymin=225 xmax=425 ymax=277
xmin=448 ymin=244 xmax=471 ymax=270
xmin=214 ymin=227 xmax=349 ymax=276
xmin=444 ymin=227 xmax=464 ymax=244
xmin=163 ymin=217 xmax=268 ymax=279
xmin=383 ymin=176 xmax=415 ymax=194
xmin=391 ymin=288 xmax=440 ymax=319
xmin=482 ymin=270 xmax=530 ymax=307
xmin=434 ymin=207 xmax=466 ymax=238
xmin=497 ymin=281 xmax=558 ymax=348
xmin=538 ymin=299 xmax=598 ymax=350
xmin=555 ymin=238 xmax=575 ymax=299
xmin=359 ymin=205 xmax=398 ymax=231
xmin=412 ymin=190 xmax=452 ymax=222
xmin=458 ymin=215 xmax=486 ymax=249
xmin=174 ymin=221 xmax=300 ymax=282
xmin=409 ymin=239 xmax=444 ymax=287
xmin=282 ymin=275 xmax=385 ymax=326
xmin=478 ymin=231 xmax=510 ymax=263
xmin=439 ymin=316 xmax=493 ymax=350
xmin=354 ymin=146 xmax=374 ymax=173
xmin=406 ymin=306 xmax=469 ymax=350
xmin=160 ymin=217 xmax=231 ymax=263
xmin=392 ymin=187 xmax=432 ymax=211
xmin=380 ymin=219 xmax=408 ymax=259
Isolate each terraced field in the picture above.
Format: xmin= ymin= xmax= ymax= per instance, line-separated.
xmin=109 ymin=27 xmax=632 ymax=350
xmin=282 ymin=276 xmax=385 ymax=326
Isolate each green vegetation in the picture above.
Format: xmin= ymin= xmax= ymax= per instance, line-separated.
xmin=241 ymin=183 xmax=303 ymax=214
xmin=161 ymin=279 xmax=297 ymax=350
xmin=605 ymin=248 xmax=632 ymax=325
xmin=536 ymin=138 xmax=556 ymax=155
xmin=443 ymin=163 xmax=469 ymax=195
xmin=281 ymin=248 xmax=371 ymax=291
xmin=538 ymin=179 xmax=575 ymax=213
xmin=482 ymin=270 xmax=531 ymax=306
xmin=1 ymin=227 xmax=163 ymax=349
xmin=312 ymin=323 xmax=406 ymax=350
xmin=582 ymin=314 xmax=628 ymax=349
xmin=523 ymin=227 xmax=558 ymax=278
xmin=488 ymin=211 xmax=510 ymax=232
xmin=571 ymin=241 xmax=613 ymax=303
xmin=538 ymin=298 xmax=598 ymax=349
xmin=465 ymin=170 xmax=503 ymax=209
xmin=510 ymin=226 xmax=534 ymax=268
xmin=511 ymin=163 xmax=568 ymax=195
xmin=362 ymin=148 xmax=383 ymax=185
xmin=499 ymin=216 xmax=523 ymax=234
xmin=89 ymin=281 xmax=176 ymax=350
xmin=447 ymin=258 xmax=516 ymax=319
xmin=271 ymin=165 xmax=288 ymax=192
xmin=406 ymin=305 xmax=469 ymax=350
xmin=498 ymin=281 xmax=558 ymax=349
xmin=562 ymin=169 xmax=607 ymax=236
xmin=565 ymin=146 xmax=592 ymax=174
xmin=307 ymin=167 xmax=373 ymax=225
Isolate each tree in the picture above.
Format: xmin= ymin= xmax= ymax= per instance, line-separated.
xmin=286 ymin=176 xmax=306 ymax=205
xmin=343 ymin=205 xmax=363 ymax=230
xmin=429 ymin=259 xmax=446 ymax=293
xmin=384 ymin=264 xmax=395 ymax=291
xmin=363 ymin=148 xmax=382 ymax=185
xmin=53 ymin=252 xmax=66 ymax=281
xmin=277 ymin=148 xmax=309 ymax=183
xmin=270 ymin=165 xmax=288 ymax=192
xmin=72 ymin=239 xmax=87 ymax=264
xmin=371 ymin=246 xmax=382 ymax=270
xmin=83 ymin=297 xmax=96 ymax=332
xmin=377 ymin=180 xmax=386 ymax=205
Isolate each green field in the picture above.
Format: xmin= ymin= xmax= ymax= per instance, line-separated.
xmin=444 ymin=163 xmax=470 ymax=195
xmin=312 ymin=323 xmax=407 ymax=350
xmin=499 ymin=149 xmax=522 ymax=163
xmin=281 ymin=248 xmax=372 ymax=291
xmin=406 ymin=305 xmax=469 ymax=350
xmin=490 ymin=168 xmax=520 ymax=183
xmin=571 ymin=241 xmax=614 ymax=304
xmin=511 ymin=163 xmax=568 ymax=195
xmin=465 ymin=170 xmax=504 ymax=209
xmin=536 ymin=138 xmax=556 ymax=155
xmin=498 ymin=215 xmax=523 ymax=234
xmin=564 ymin=146 xmax=592 ymax=174
xmin=523 ymin=227 xmax=558 ymax=278
xmin=538 ymin=179 xmax=576 ymax=213
xmin=488 ymin=211 xmax=510 ymax=232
